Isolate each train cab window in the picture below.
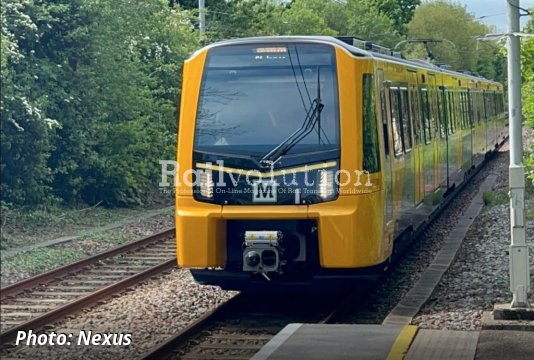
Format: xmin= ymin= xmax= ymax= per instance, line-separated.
xmin=390 ymin=88 xmax=403 ymax=156
xmin=362 ymin=74 xmax=380 ymax=173
xmin=420 ymin=89 xmax=431 ymax=144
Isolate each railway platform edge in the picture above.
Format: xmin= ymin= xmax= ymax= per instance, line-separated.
xmin=251 ymin=323 xmax=534 ymax=360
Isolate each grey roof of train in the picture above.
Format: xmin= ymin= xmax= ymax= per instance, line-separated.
xmin=201 ymin=36 xmax=502 ymax=87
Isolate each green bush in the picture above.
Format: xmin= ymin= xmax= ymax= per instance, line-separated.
xmin=483 ymin=190 xmax=509 ymax=207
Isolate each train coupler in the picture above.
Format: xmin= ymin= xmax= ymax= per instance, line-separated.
xmin=242 ymin=231 xmax=283 ymax=280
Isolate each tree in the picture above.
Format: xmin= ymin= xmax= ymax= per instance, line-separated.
xmin=205 ymin=0 xmax=281 ymax=39
xmin=343 ymin=0 xmax=402 ymax=47
xmin=369 ymin=0 xmax=420 ymax=35
xmin=406 ymin=0 xmax=502 ymax=79
xmin=267 ymin=0 xmax=401 ymax=47
xmin=522 ymin=13 xmax=534 ymax=125
xmin=1 ymin=0 xmax=60 ymax=204
xmin=270 ymin=0 xmax=337 ymax=36
xmin=522 ymin=12 xmax=534 ymax=183
xmin=48 ymin=0 xmax=197 ymax=205
xmin=1 ymin=0 xmax=198 ymax=206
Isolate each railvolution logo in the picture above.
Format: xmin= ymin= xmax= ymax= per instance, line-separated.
xmin=158 ymin=160 xmax=373 ymax=195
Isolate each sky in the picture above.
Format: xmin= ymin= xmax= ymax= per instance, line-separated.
xmin=458 ymin=0 xmax=533 ymax=32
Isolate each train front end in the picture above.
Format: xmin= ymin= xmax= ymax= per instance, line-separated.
xmin=176 ymin=37 xmax=387 ymax=290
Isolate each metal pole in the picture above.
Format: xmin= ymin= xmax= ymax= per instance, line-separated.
xmin=199 ymin=0 xmax=206 ymax=37
xmin=507 ymin=0 xmax=530 ymax=308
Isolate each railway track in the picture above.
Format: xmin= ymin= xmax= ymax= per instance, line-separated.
xmin=141 ymin=149 xmax=504 ymax=360
xmin=0 ymin=228 xmax=176 ymax=343
xmin=141 ymin=288 xmax=362 ymax=360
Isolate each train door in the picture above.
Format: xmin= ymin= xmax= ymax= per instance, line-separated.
xmin=409 ymin=72 xmax=424 ymax=205
xmin=377 ymin=69 xmax=394 ymax=232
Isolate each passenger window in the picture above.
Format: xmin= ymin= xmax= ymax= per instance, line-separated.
xmin=421 ymin=89 xmax=431 ymax=144
xmin=447 ymin=92 xmax=455 ymax=134
xmin=390 ymin=88 xmax=403 ymax=157
xmin=461 ymin=92 xmax=468 ymax=129
xmin=362 ymin=74 xmax=380 ymax=173
xmin=399 ymin=89 xmax=412 ymax=151
xmin=438 ymin=91 xmax=446 ymax=138
xmin=410 ymin=88 xmax=422 ymax=145
xmin=380 ymin=85 xmax=390 ymax=157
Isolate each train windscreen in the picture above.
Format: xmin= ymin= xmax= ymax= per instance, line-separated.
xmin=194 ymin=43 xmax=339 ymax=159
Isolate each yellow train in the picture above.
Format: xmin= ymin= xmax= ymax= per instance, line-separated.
xmin=175 ymin=36 xmax=507 ymax=290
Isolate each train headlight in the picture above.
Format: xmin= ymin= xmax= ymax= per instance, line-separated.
xmin=198 ymin=170 xmax=214 ymax=198
xmin=318 ymin=169 xmax=335 ymax=199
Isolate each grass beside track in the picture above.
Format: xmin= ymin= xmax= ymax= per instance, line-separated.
xmin=0 ymin=205 xmax=174 ymax=287
xmin=0 ymin=205 xmax=161 ymax=251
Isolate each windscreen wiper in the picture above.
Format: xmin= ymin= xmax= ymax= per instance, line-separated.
xmin=261 ymin=98 xmax=324 ymax=162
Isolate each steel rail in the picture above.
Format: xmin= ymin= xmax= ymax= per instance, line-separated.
xmin=141 ymin=294 xmax=243 ymax=360
xmin=140 ymin=290 xmax=355 ymax=360
xmin=0 ymin=259 xmax=177 ymax=343
xmin=142 ymin=140 xmax=509 ymax=359
xmin=1 ymin=228 xmax=175 ymax=300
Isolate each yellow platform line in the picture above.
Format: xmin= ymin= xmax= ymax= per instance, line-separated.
xmin=386 ymin=325 xmax=419 ymax=360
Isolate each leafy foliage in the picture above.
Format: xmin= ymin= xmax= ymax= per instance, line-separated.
xmin=406 ymin=0 xmax=505 ymax=80
xmin=0 ymin=0 xmax=512 ymax=207
xmin=522 ymin=12 xmax=534 ymax=183
xmin=369 ymin=0 xmax=420 ymax=35
xmin=1 ymin=0 xmax=59 ymax=204
xmin=1 ymin=0 xmax=197 ymax=206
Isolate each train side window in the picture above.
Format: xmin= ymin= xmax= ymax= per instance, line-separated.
xmin=390 ymin=88 xmax=403 ymax=157
xmin=447 ymin=92 xmax=454 ymax=134
xmin=454 ymin=93 xmax=458 ymax=131
xmin=421 ymin=89 xmax=431 ymax=144
xmin=459 ymin=92 xmax=464 ymax=129
xmin=483 ymin=91 xmax=488 ymax=120
xmin=362 ymin=74 xmax=380 ymax=173
xmin=455 ymin=92 xmax=461 ymax=131
xmin=438 ymin=90 xmax=446 ymax=138
xmin=399 ymin=88 xmax=412 ymax=151
xmin=410 ymin=88 xmax=422 ymax=145
xmin=467 ymin=91 xmax=475 ymax=128
xmin=452 ymin=92 xmax=457 ymax=133
xmin=461 ymin=92 xmax=469 ymax=129
xmin=477 ymin=92 xmax=484 ymax=122
xmin=471 ymin=92 xmax=478 ymax=126
xmin=380 ymin=86 xmax=389 ymax=157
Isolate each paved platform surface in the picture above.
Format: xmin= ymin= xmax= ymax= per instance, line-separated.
xmin=252 ymin=324 xmax=534 ymax=360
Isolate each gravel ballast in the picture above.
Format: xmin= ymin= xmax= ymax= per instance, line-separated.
xmin=1 ymin=268 xmax=236 ymax=359
xmin=413 ymin=131 xmax=534 ymax=330
xmin=2 ymin=133 xmax=532 ymax=359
